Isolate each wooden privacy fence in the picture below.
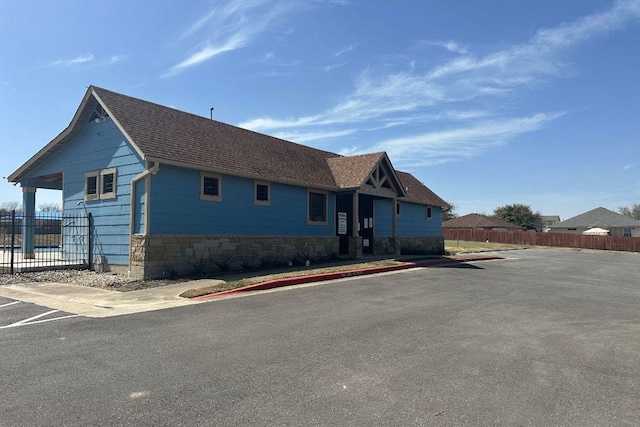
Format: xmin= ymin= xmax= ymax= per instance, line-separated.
xmin=443 ymin=228 xmax=640 ymax=253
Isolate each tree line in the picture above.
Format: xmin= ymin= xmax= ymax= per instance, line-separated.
xmin=444 ymin=201 xmax=640 ymax=231
xmin=0 ymin=202 xmax=61 ymax=216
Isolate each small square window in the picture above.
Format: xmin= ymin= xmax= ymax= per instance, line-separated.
xmin=427 ymin=206 xmax=432 ymax=220
xmin=200 ymin=172 xmax=222 ymax=201
xmin=254 ymin=181 xmax=271 ymax=206
xmin=308 ymin=190 xmax=327 ymax=224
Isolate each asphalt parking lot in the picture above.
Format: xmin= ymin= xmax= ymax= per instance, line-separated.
xmin=1 ymin=248 xmax=639 ymax=426
xmin=0 ymin=296 xmax=79 ymax=329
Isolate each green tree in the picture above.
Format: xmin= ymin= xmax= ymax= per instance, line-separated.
xmin=617 ymin=203 xmax=640 ymax=220
xmin=442 ymin=201 xmax=458 ymax=221
xmin=493 ymin=203 xmax=542 ymax=231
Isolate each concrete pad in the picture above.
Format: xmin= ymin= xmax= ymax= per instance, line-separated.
xmin=0 ymin=279 xmax=224 ymax=318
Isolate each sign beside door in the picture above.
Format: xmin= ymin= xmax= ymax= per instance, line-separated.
xmin=338 ymin=212 xmax=347 ymax=235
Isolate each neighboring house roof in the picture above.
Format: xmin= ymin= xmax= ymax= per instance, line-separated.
xmin=9 ymin=86 xmax=448 ymax=207
xmin=541 ymin=215 xmax=561 ymax=223
xmin=553 ymin=207 xmax=640 ymax=228
xmin=442 ymin=213 xmax=524 ymax=230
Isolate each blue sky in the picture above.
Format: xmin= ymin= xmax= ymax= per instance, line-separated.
xmin=1 ymin=0 xmax=639 ymax=220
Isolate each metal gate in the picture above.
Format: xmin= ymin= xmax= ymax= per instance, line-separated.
xmin=0 ymin=211 xmax=91 ymax=274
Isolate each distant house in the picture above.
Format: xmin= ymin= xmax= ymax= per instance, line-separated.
xmin=541 ymin=215 xmax=561 ymax=232
xmin=442 ymin=213 xmax=524 ymax=231
xmin=549 ymin=207 xmax=640 ymax=237
xmin=8 ymin=86 xmax=449 ymax=278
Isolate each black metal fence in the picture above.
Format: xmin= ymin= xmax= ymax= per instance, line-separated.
xmin=0 ymin=211 xmax=92 ymax=274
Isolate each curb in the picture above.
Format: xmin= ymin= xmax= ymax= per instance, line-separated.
xmin=194 ymin=256 xmax=502 ymax=300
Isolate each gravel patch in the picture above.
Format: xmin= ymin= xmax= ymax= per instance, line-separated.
xmin=0 ymin=269 xmax=183 ymax=292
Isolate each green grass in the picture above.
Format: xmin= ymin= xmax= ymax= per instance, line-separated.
xmin=180 ymin=242 xmax=530 ymax=299
xmin=179 ymin=259 xmax=402 ymax=298
xmin=445 ymin=240 xmax=528 ymax=254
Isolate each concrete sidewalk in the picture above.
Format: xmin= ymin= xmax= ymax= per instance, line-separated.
xmin=0 ymin=279 xmax=223 ymax=318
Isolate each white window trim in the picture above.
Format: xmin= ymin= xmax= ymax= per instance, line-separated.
xmin=100 ymin=168 xmax=117 ymax=200
xmin=307 ymin=189 xmax=328 ymax=225
xmin=200 ymin=172 xmax=222 ymax=202
xmin=254 ymin=180 xmax=271 ymax=206
xmin=85 ymin=168 xmax=118 ymax=201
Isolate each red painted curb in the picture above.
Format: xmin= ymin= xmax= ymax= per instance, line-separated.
xmin=193 ymin=256 xmax=502 ymax=300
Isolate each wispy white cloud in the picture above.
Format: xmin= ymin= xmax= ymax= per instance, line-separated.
xmin=107 ymin=55 xmax=129 ymax=64
xmin=166 ymin=0 xmax=296 ymax=76
xmin=238 ymin=0 xmax=640 ymax=167
xmin=369 ymin=112 xmax=565 ymax=167
xmin=315 ymin=0 xmax=352 ymax=6
xmin=46 ymin=53 xmax=94 ymax=68
xmin=272 ymin=129 xmax=357 ymax=143
xmin=620 ymin=163 xmax=638 ymax=174
xmin=324 ymin=63 xmax=345 ymax=72
xmin=46 ymin=53 xmax=129 ymax=68
xmin=429 ymin=40 xmax=467 ymax=55
xmin=333 ymin=43 xmax=359 ymax=57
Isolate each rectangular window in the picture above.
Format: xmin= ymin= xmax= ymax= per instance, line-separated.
xmin=85 ymin=168 xmax=117 ymax=201
xmin=308 ymin=190 xmax=328 ymax=224
xmin=426 ymin=206 xmax=432 ymax=220
xmin=254 ymin=181 xmax=271 ymax=206
xmin=396 ymin=202 xmax=401 ymax=216
xmin=200 ymin=172 xmax=221 ymax=201
xmin=100 ymin=168 xmax=117 ymax=200
xmin=85 ymin=172 xmax=99 ymax=201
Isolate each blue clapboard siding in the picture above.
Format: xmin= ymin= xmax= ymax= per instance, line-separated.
xmin=133 ymin=179 xmax=145 ymax=234
xmin=374 ymin=198 xmax=393 ymax=237
xmin=22 ymin=117 xmax=144 ymax=266
xmin=397 ymin=202 xmax=442 ymax=237
xmin=149 ymin=164 xmax=335 ymax=236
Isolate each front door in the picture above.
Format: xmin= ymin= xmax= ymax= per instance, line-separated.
xmin=359 ymin=194 xmax=374 ymax=254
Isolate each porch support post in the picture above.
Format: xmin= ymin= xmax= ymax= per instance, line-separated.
xmin=21 ymin=187 xmax=36 ymax=259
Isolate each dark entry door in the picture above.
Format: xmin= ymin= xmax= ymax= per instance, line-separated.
xmin=335 ymin=194 xmax=353 ymax=255
xmin=359 ymin=194 xmax=374 ymax=254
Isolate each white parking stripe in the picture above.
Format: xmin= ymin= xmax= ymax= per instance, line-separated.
xmin=12 ymin=310 xmax=61 ymax=325
xmin=0 ymin=301 xmax=20 ymax=308
xmin=0 ymin=314 xmax=80 ymax=328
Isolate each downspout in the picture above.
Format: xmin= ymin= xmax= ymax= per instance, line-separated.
xmin=129 ymin=162 xmax=159 ymax=270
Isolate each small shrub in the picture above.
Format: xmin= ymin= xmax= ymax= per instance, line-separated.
xmin=216 ymin=256 xmax=232 ymax=273
xmin=260 ymin=254 xmax=279 ymax=270
xmin=291 ymin=252 xmax=308 ymax=267
xmin=239 ymin=256 xmax=261 ymax=272
xmin=188 ymin=255 xmax=210 ymax=277
xmin=162 ymin=262 xmax=179 ymax=278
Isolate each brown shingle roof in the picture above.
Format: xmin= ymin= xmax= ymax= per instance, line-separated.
xmin=397 ymin=171 xmax=450 ymax=209
xmin=11 ymin=86 xmax=448 ymax=207
xmin=326 ymin=152 xmax=385 ymax=188
xmin=93 ymin=86 xmax=341 ymax=189
xmin=442 ymin=213 xmax=524 ymax=229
